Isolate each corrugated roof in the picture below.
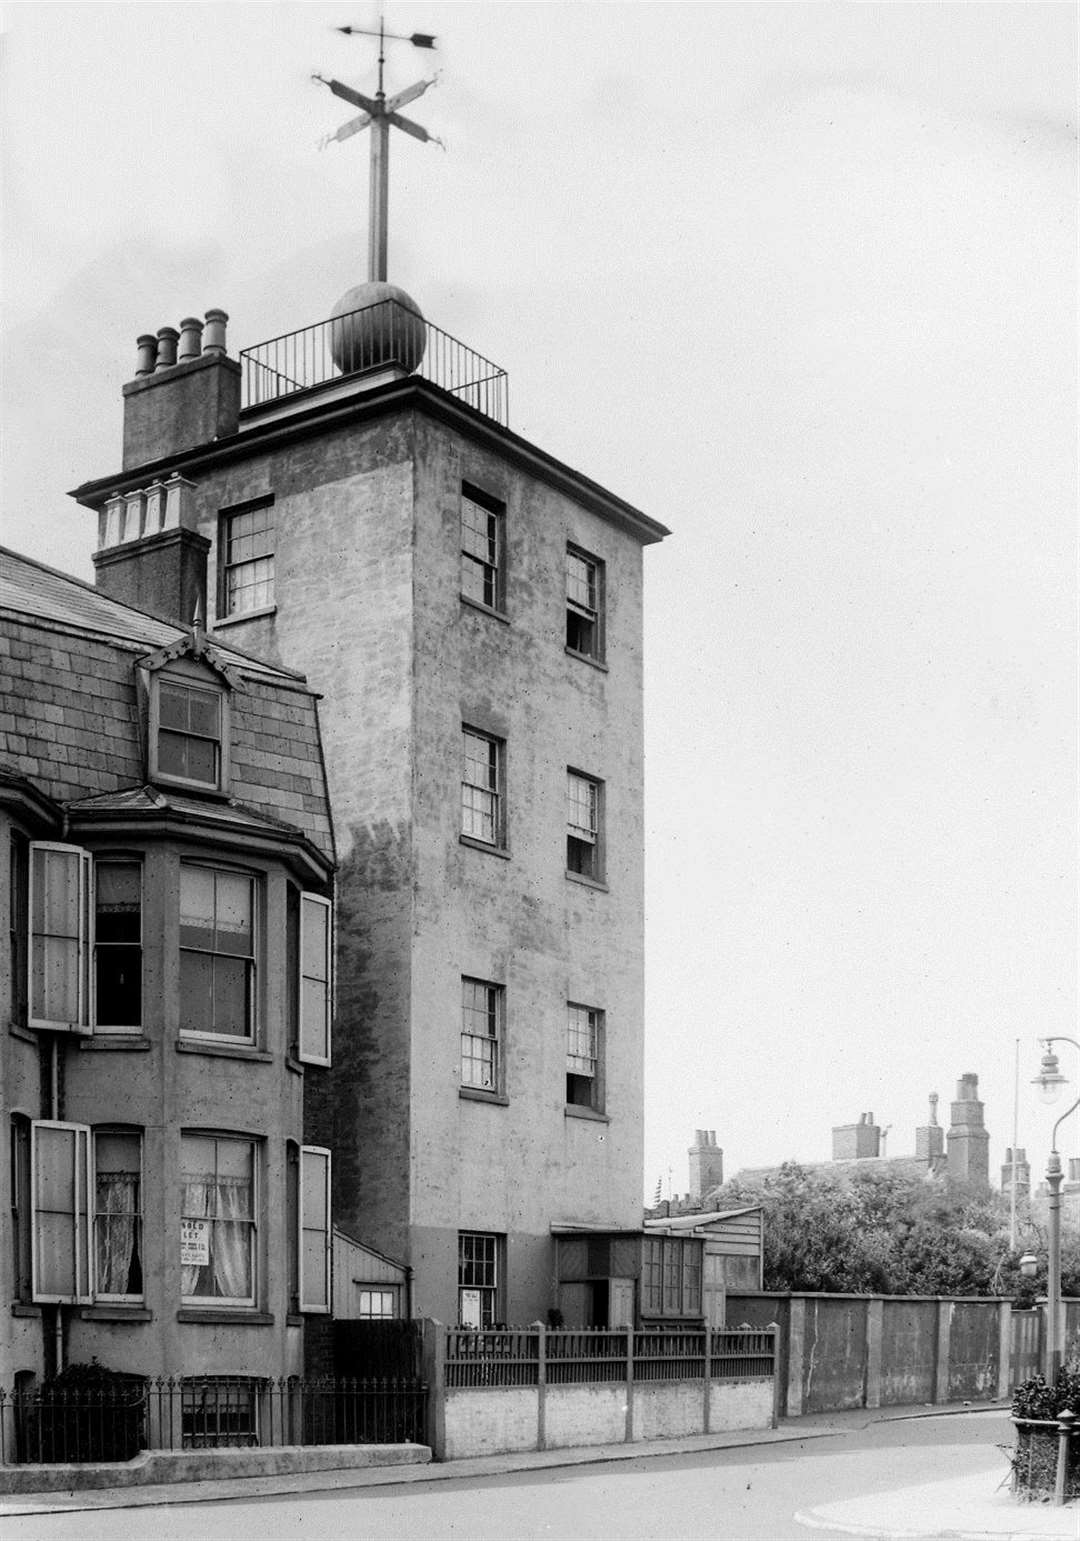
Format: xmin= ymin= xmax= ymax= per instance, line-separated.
xmin=0 ymin=545 xmax=302 ymax=683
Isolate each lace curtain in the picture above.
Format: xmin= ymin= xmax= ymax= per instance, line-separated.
xmin=95 ymin=1170 xmax=141 ymax=1295
xmin=181 ymin=1174 xmax=252 ymax=1299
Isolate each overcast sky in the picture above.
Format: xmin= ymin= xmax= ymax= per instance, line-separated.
xmin=2 ymin=1 xmax=1076 ymax=1204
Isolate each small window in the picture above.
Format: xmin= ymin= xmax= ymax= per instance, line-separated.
xmin=566 ymin=771 xmax=603 ymax=882
xmin=93 ymin=1129 xmax=143 ymax=1301
xmin=460 ymin=486 xmax=504 ymax=611
xmin=31 ymin=1120 xmax=92 ymax=1304
xmin=641 ymin=1235 xmax=704 ymax=1319
xmin=93 ymin=861 xmax=142 ymax=1032
xmin=151 ymin=671 xmax=227 ymax=792
xmin=182 ymin=1377 xmax=260 ymax=1448
xmin=461 ymin=978 xmax=503 ymax=1095
xmin=566 ymin=546 xmax=604 ymax=661
xmin=180 ymin=1134 xmax=257 ymax=1306
xmin=299 ymin=1145 xmax=331 ymax=1314
xmin=28 ymin=843 xmax=92 ymax=1032
xmin=179 ymin=865 xmax=255 ymax=1041
xmin=566 ymin=1003 xmax=604 ymax=1110
xmin=458 ymin=1230 xmax=503 ymax=1327
xmin=221 ymin=502 xmax=275 ymax=618
xmin=356 ymin=1288 xmax=398 ymax=1318
xmin=461 ymin=728 xmax=504 ymax=848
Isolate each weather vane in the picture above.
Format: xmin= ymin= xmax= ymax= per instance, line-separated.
xmin=314 ymin=11 xmax=443 ymax=284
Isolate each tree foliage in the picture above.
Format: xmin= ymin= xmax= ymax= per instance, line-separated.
xmin=721 ymin=1162 xmax=1080 ymax=1297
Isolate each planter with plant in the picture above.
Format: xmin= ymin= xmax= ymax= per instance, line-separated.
xmin=1011 ymin=1369 xmax=1080 ymax=1502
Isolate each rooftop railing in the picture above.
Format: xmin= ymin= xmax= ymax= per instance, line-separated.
xmin=240 ymin=299 xmax=509 ymax=427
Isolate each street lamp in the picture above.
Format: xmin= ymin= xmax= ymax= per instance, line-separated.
xmin=1031 ymin=1036 xmax=1080 ymax=1379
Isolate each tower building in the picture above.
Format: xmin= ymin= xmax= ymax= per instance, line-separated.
xmin=71 ymin=64 xmax=668 ymax=1324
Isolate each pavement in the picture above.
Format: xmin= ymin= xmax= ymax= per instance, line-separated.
xmin=0 ymin=1402 xmax=1076 ymax=1539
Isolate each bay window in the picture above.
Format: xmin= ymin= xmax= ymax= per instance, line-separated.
xmin=180 ymin=1134 xmax=257 ymax=1305
xmin=179 ymin=865 xmax=255 ymax=1040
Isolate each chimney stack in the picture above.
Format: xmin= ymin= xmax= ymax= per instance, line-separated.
xmin=121 ymin=309 xmax=240 ymax=470
xmin=688 ymin=1129 xmax=724 ymax=1203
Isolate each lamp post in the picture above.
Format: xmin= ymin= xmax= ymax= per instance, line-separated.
xmin=1031 ymin=1038 xmax=1080 ymax=1380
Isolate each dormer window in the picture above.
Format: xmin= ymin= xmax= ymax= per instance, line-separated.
xmin=148 ymin=660 xmax=229 ymax=793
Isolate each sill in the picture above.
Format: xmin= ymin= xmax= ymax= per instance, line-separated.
xmin=286 ymin=1054 xmax=305 ymax=1076
xmin=81 ymin=1034 xmax=152 ymax=1052
xmin=460 ymin=594 xmax=510 ymax=625
xmin=8 ymin=1022 xmax=38 ymax=1045
xmin=286 ymin=1313 xmax=304 ymax=1327
xmin=79 ymin=1305 xmax=152 ymax=1322
xmin=459 ymin=1087 xmax=509 ymax=1107
xmin=176 ymin=1038 xmax=271 ymax=1063
xmin=177 ymin=1309 xmax=274 ymax=1325
xmin=212 ymin=605 xmax=277 ymax=629
xmin=459 ymin=835 xmax=511 ymax=860
xmin=151 ymin=777 xmax=232 ymax=802
xmin=565 ymin=1104 xmax=609 ymax=1124
xmin=565 ymin=870 xmax=609 ymax=893
xmin=565 ymin=646 xmax=609 ymax=673
xmin=11 ymin=1302 xmax=41 ymax=1318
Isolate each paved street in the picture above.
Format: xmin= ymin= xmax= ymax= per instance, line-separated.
xmin=3 ymin=1410 xmax=1021 ymax=1540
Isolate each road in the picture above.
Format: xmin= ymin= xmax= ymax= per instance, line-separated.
xmin=4 ymin=1410 xmax=1014 ymax=1540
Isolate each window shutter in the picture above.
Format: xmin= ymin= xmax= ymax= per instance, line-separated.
xmin=298 ymin=895 xmax=332 ymax=1066
xmin=298 ymin=1145 xmax=331 ymax=1313
xmin=31 ymin=1121 xmax=92 ymax=1303
xmin=29 ymin=844 xmax=92 ymax=1032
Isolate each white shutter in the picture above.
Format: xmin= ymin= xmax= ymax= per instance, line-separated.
xmin=299 ymin=1146 xmax=331 ymax=1313
xmin=31 ymin=1121 xmax=92 ymax=1303
xmin=29 ymin=843 xmax=92 ymax=1032
xmin=298 ymin=894 xmax=332 ymax=1065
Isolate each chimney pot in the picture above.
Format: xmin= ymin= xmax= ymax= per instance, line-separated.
xmin=155 ymin=326 xmax=180 ymax=372
xmin=178 ymin=317 xmax=204 ymax=362
xmin=203 ymin=309 xmax=229 ymax=355
xmin=135 ymin=334 xmax=158 ymax=377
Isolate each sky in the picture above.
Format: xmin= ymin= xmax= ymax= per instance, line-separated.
xmin=1 ymin=1 xmax=1076 ymax=1205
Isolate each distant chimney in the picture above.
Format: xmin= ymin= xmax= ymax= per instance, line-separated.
xmin=92 ymin=473 xmax=208 ymax=626
xmin=1002 ymin=1147 xmax=1031 ymax=1200
xmin=916 ymin=1091 xmax=945 ymax=1162
xmin=832 ymin=1112 xmax=881 ymax=1161
xmin=688 ymin=1129 xmax=724 ymax=1203
xmin=946 ymin=1072 xmax=989 ymax=1189
xmin=121 ymin=309 xmax=240 ymax=470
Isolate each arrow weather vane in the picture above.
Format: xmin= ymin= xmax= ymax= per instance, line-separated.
xmin=314 ymin=12 xmax=443 ymax=283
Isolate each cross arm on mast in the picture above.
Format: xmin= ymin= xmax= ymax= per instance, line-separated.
xmin=386 ymin=110 xmax=443 ymax=147
xmin=385 ymin=76 xmax=437 ymax=114
xmin=313 ymin=74 xmax=380 ymax=115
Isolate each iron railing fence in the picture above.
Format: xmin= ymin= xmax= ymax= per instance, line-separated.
xmin=0 ymin=1375 xmax=427 ymax=1465
xmin=240 ymin=301 xmax=509 ymax=426
xmin=444 ymin=1326 xmax=777 ymax=1390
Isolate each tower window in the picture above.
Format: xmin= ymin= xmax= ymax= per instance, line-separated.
xmin=566 ymin=546 xmax=604 ymax=661
xmin=221 ymin=502 xmax=274 ymax=618
xmin=567 ymin=771 xmax=603 ymax=882
xmin=461 ymin=728 xmax=504 ymax=848
xmin=566 ymin=1003 xmax=604 ymax=1111
xmin=458 ymin=1231 xmax=503 ymax=1327
xmin=460 ymin=487 xmax=504 ymax=612
xmin=460 ymin=977 xmax=503 ymax=1095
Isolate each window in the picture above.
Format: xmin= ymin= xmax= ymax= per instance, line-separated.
xmin=458 ymin=1231 xmax=503 ymax=1327
xmin=180 ymin=1134 xmax=256 ymax=1305
xmin=289 ymin=890 xmax=332 ymax=1065
xmin=182 ymin=1377 xmax=259 ymax=1448
xmin=9 ymin=831 xmax=28 ymax=1025
xmin=151 ymin=672 xmax=226 ymax=791
xmin=566 ymin=771 xmax=603 ymax=882
xmin=566 ymin=546 xmax=604 ymax=660
xmin=10 ymin=1115 xmax=31 ymax=1302
xmin=566 ymin=1003 xmax=604 ymax=1110
xmin=93 ymin=861 xmax=141 ymax=1031
xmin=461 ymin=728 xmax=504 ymax=847
xmin=299 ymin=1145 xmax=331 ymax=1314
xmin=31 ymin=1121 xmax=92 ymax=1303
xmin=221 ymin=502 xmax=274 ymax=617
xmin=460 ymin=486 xmax=504 ymax=611
xmin=641 ymin=1236 xmax=704 ymax=1319
xmin=28 ymin=843 xmax=91 ymax=1032
xmin=356 ymin=1289 xmax=398 ymax=1318
xmin=93 ymin=1130 xmax=143 ymax=1300
xmin=179 ymin=865 xmax=255 ymax=1041
xmin=460 ymin=978 xmax=503 ymax=1095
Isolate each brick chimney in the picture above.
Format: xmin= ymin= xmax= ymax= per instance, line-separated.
xmin=832 ymin=1111 xmax=881 ymax=1161
xmin=122 ymin=310 xmax=240 ymax=469
xmin=688 ymin=1129 xmax=724 ymax=1202
xmin=946 ymin=1072 xmax=990 ymax=1188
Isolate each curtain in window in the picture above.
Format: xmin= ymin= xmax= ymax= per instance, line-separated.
xmin=95 ymin=1171 xmax=140 ymax=1295
xmin=181 ymin=1172 xmax=252 ymax=1299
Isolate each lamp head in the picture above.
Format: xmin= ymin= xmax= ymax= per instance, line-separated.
xmin=1019 ymin=1252 xmax=1039 ymax=1278
xmin=1033 ymin=1046 xmax=1068 ymax=1105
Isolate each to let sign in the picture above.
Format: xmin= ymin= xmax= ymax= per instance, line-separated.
xmin=180 ymin=1218 xmax=210 ymax=1266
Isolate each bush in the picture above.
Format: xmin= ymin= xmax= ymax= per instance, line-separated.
xmin=17 ymin=1362 xmax=146 ymax=1464
xmin=1012 ymin=1368 xmax=1080 ymax=1421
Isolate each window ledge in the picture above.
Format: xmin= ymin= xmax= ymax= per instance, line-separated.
xmin=80 ymin=1034 xmax=152 ymax=1052
xmin=79 ymin=1305 xmax=152 ymax=1322
xmin=565 ymin=871 xmax=609 ymax=893
xmin=459 ymin=1087 xmax=509 ymax=1107
xmin=286 ymin=1313 xmax=304 ymax=1327
xmin=177 ymin=1309 xmax=274 ymax=1325
xmin=565 ymin=1105 xmax=610 ymax=1124
xmin=212 ymin=605 xmax=277 ymax=629
xmin=286 ymin=1054 xmax=305 ymax=1076
xmin=8 ymin=1022 xmax=38 ymax=1045
xmin=459 ymin=835 xmax=511 ymax=860
xmin=11 ymin=1302 xmax=41 ymax=1318
xmin=565 ymin=646 xmax=609 ymax=673
xmin=151 ymin=778 xmax=232 ymax=802
xmin=460 ymin=595 xmax=510 ymax=625
xmin=176 ymin=1039 xmax=272 ymax=1063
